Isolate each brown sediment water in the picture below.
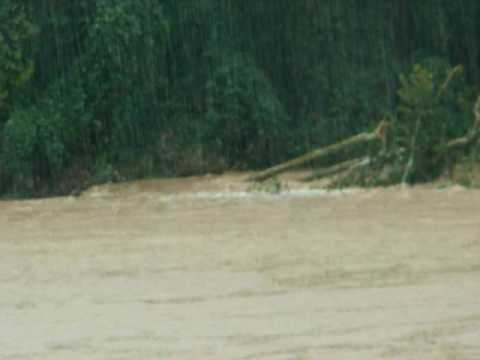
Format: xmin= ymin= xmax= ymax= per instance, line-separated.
xmin=1 ymin=173 xmax=480 ymax=359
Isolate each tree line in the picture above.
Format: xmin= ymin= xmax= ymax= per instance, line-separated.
xmin=0 ymin=1 xmax=479 ymax=196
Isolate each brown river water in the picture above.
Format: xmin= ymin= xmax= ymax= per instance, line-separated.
xmin=1 ymin=173 xmax=480 ymax=359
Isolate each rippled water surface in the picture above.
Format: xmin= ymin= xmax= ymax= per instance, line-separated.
xmin=1 ymin=173 xmax=480 ymax=359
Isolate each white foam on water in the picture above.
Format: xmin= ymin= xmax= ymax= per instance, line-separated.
xmin=175 ymin=188 xmax=358 ymax=200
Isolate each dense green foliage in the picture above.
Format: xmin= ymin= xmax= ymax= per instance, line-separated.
xmin=0 ymin=1 xmax=479 ymax=195
xmin=0 ymin=1 xmax=35 ymax=111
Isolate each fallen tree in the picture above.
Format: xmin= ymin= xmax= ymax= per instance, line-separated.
xmin=247 ymin=120 xmax=389 ymax=182
xmin=247 ymin=63 xmax=479 ymax=188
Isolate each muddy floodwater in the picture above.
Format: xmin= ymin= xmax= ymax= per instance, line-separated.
xmin=1 ymin=173 xmax=480 ymax=359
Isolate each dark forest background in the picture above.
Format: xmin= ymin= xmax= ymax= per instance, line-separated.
xmin=1 ymin=1 xmax=479 ymax=196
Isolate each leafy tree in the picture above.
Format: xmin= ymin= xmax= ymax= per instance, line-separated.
xmin=396 ymin=59 xmax=474 ymax=181
xmin=0 ymin=0 xmax=36 ymax=113
xmin=205 ymin=53 xmax=289 ymax=167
